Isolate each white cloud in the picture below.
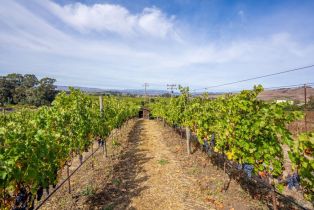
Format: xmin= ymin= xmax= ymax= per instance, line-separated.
xmin=42 ymin=1 xmax=176 ymax=39
xmin=138 ymin=8 xmax=175 ymax=38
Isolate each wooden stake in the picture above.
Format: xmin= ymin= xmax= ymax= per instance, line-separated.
xmin=186 ymin=127 xmax=191 ymax=155
xmin=79 ymin=154 xmax=83 ymax=165
xmin=99 ymin=95 xmax=103 ymax=113
xmin=304 ymin=84 xmax=307 ymax=132
xmin=91 ymin=144 xmax=94 ymax=169
xmin=104 ymin=139 xmax=107 ymax=157
xmin=67 ymin=165 xmax=71 ymax=193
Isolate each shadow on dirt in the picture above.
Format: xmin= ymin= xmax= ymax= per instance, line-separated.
xmin=85 ymin=119 xmax=153 ymax=209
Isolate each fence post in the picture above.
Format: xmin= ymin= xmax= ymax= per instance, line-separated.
xmin=67 ymin=165 xmax=71 ymax=193
xmin=99 ymin=95 xmax=103 ymax=113
xmin=304 ymin=84 xmax=307 ymax=132
xmin=79 ymin=154 xmax=83 ymax=165
xmin=91 ymin=144 xmax=94 ymax=169
xmin=99 ymin=95 xmax=107 ymax=158
xmin=186 ymin=127 xmax=191 ymax=155
xmin=104 ymin=139 xmax=107 ymax=157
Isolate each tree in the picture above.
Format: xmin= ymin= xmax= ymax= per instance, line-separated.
xmin=6 ymin=73 xmax=23 ymax=86
xmin=161 ymin=93 xmax=172 ymax=97
xmin=13 ymin=86 xmax=27 ymax=104
xmin=0 ymin=73 xmax=57 ymax=106
xmin=38 ymin=77 xmax=57 ymax=104
xmin=0 ymin=76 xmax=12 ymax=105
xmin=22 ymin=74 xmax=38 ymax=88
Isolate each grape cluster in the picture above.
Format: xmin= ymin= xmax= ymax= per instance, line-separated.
xmin=202 ymin=133 xmax=215 ymax=156
xmin=210 ymin=133 xmax=215 ymax=147
xmin=98 ymin=138 xmax=105 ymax=147
xmin=36 ymin=186 xmax=43 ymax=201
xmin=79 ymin=154 xmax=83 ymax=164
xmin=203 ymin=140 xmax=209 ymax=152
xmin=13 ymin=188 xmax=29 ymax=210
xmin=243 ymin=164 xmax=254 ymax=178
xmin=286 ymin=172 xmax=300 ymax=190
xmin=15 ymin=188 xmax=26 ymax=205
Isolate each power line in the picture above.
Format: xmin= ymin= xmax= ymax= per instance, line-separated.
xmin=192 ymin=64 xmax=314 ymax=92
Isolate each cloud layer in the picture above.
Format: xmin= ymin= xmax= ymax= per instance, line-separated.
xmin=43 ymin=1 xmax=177 ymax=39
xmin=0 ymin=0 xmax=314 ymax=91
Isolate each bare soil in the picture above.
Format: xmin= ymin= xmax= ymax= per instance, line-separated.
xmin=40 ymin=119 xmax=268 ymax=210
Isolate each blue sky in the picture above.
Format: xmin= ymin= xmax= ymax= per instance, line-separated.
xmin=1 ymin=0 xmax=314 ymax=91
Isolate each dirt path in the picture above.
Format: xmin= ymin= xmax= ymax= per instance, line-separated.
xmin=126 ymin=120 xmax=209 ymax=210
xmin=41 ymin=119 xmax=267 ymax=210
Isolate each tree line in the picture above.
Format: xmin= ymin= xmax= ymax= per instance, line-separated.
xmin=0 ymin=73 xmax=57 ymax=106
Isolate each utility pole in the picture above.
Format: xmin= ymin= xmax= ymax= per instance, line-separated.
xmin=143 ymin=83 xmax=149 ymax=106
xmin=304 ymin=84 xmax=307 ymax=132
xmin=167 ymin=84 xmax=177 ymax=97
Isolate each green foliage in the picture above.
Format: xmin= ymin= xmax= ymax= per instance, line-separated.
xmin=0 ymin=89 xmax=139 ymax=209
xmin=0 ymin=73 xmax=57 ymax=106
xmin=81 ymin=184 xmax=96 ymax=196
xmin=150 ymin=85 xmax=314 ymax=201
xmin=157 ymin=159 xmax=169 ymax=165
xmin=112 ymin=178 xmax=121 ymax=186
xmin=289 ymin=132 xmax=314 ymax=201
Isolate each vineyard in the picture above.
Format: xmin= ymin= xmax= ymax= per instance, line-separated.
xmin=0 ymin=86 xmax=313 ymax=210
xmin=0 ymin=88 xmax=139 ymax=209
xmin=2 ymin=0 xmax=314 ymax=209
xmin=150 ymin=85 xmax=314 ymax=209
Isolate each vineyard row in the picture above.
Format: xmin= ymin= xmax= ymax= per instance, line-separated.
xmin=0 ymin=88 xmax=140 ymax=210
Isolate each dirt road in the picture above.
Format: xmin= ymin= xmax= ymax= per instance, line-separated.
xmin=125 ymin=120 xmax=210 ymax=210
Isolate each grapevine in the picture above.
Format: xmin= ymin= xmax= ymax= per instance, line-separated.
xmin=150 ymin=85 xmax=314 ymax=202
xmin=0 ymin=88 xmax=139 ymax=209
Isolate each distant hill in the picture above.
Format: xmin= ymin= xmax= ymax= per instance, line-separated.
xmin=56 ymin=86 xmax=105 ymax=93
xmin=56 ymin=85 xmax=169 ymax=95
xmin=56 ymin=85 xmax=314 ymax=100
xmin=120 ymin=89 xmax=169 ymax=95
xmin=258 ymin=86 xmax=314 ymax=101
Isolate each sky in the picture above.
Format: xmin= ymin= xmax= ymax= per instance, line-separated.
xmin=0 ymin=0 xmax=314 ymax=91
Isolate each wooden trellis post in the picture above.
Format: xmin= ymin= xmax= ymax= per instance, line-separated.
xmin=186 ymin=127 xmax=191 ymax=155
xmin=91 ymin=145 xmax=94 ymax=169
xmin=104 ymin=139 xmax=107 ymax=157
xmin=99 ymin=95 xmax=103 ymax=113
xmin=304 ymin=84 xmax=307 ymax=132
xmin=67 ymin=164 xmax=71 ymax=193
